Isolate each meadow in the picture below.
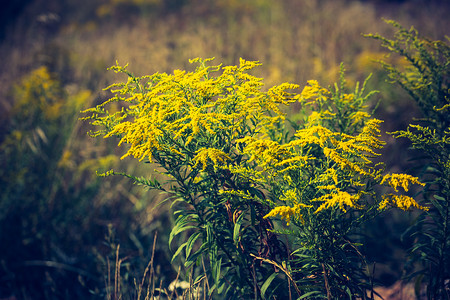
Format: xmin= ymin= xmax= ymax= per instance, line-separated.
xmin=0 ymin=0 xmax=449 ymax=299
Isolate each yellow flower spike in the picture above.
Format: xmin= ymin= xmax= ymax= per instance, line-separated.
xmin=240 ymin=138 xmax=289 ymax=166
xmin=313 ymin=191 xmax=362 ymax=214
xmin=275 ymin=155 xmax=311 ymax=168
xmin=238 ymin=58 xmax=262 ymax=71
xmin=294 ymin=125 xmax=337 ymax=148
xmin=227 ymin=165 xmax=264 ymax=183
xmin=264 ymin=206 xmax=295 ymax=225
xmin=379 ymin=194 xmax=428 ymax=211
xmin=88 ymin=57 xmax=301 ymax=165
xmin=316 ymin=168 xmax=340 ymax=186
xmin=300 ymin=80 xmax=328 ymax=102
xmin=263 ymin=189 xmax=313 ymax=225
xmin=380 ymin=173 xmax=424 ymax=192
xmin=267 ymin=83 xmax=300 ymax=104
xmin=219 ymin=189 xmax=255 ymax=200
xmin=350 ymin=111 xmax=371 ymax=126
xmin=279 ymin=189 xmax=297 ymax=203
xmin=341 ymin=93 xmax=355 ymax=104
xmin=323 ymin=147 xmax=372 ymax=177
xmin=355 ymin=119 xmax=386 ymax=149
xmin=264 ymin=203 xmax=310 ymax=226
xmin=193 ymin=148 xmax=231 ymax=171
xmin=317 ymin=185 xmax=337 ymax=190
xmin=306 ymin=110 xmax=336 ymax=126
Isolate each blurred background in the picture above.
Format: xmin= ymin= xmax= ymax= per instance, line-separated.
xmin=0 ymin=0 xmax=449 ymax=298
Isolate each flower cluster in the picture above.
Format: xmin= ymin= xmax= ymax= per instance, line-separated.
xmin=83 ymin=58 xmax=298 ymax=165
xmin=82 ymin=57 xmax=428 ymax=298
xmin=248 ymin=76 xmax=426 ymax=225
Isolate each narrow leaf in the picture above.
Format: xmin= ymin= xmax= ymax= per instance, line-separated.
xmin=261 ymin=272 xmax=279 ymax=299
xmin=233 ymin=213 xmax=245 ymax=244
xmin=171 ymin=241 xmax=188 ymax=263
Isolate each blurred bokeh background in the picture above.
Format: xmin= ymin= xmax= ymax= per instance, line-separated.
xmin=0 ymin=0 xmax=449 ymax=298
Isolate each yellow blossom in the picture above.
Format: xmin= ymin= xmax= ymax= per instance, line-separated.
xmin=317 ymin=185 xmax=336 ymax=190
xmin=318 ymin=168 xmax=339 ymax=185
xmin=264 ymin=203 xmax=310 ymax=226
xmin=219 ymin=189 xmax=256 ymax=200
xmin=323 ymin=147 xmax=370 ymax=176
xmin=239 ymin=138 xmax=288 ymax=166
xmin=306 ymin=110 xmax=336 ymax=126
xmin=379 ymin=194 xmax=428 ymax=211
xmin=380 ymin=173 xmax=424 ymax=192
xmin=350 ymin=111 xmax=371 ymax=126
xmin=313 ymin=190 xmax=362 ymax=213
xmin=294 ymin=125 xmax=337 ymax=147
xmin=300 ymin=80 xmax=329 ymax=102
xmin=193 ymin=148 xmax=231 ymax=171
xmin=274 ymin=155 xmax=312 ymax=174
xmin=279 ymin=189 xmax=298 ymax=203
xmin=264 ymin=206 xmax=297 ymax=225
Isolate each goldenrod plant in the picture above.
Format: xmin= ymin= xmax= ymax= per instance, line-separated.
xmin=367 ymin=20 xmax=450 ymax=299
xmin=83 ymin=57 xmax=426 ymax=298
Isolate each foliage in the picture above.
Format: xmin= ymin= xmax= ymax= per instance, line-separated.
xmin=366 ymin=20 xmax=450 ymax=299
xmin=0 ymin=66 xmax=94 ymax=298
xmin=0 ymin=66 xmax=170 ymax=299
xmin=83 ymin=57 xmax=426 ymax=298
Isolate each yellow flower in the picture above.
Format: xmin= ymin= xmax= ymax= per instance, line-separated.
xmin=274 ymin=155 xmax=312 ymax=174
xmin=279 ymin=189 xmax=297 ymax=203
xmin=318 ymin=168 xmax=339 ymax=185
xmin=264 ymin=206 xmax=297 ymax=225
xmin=379 ymin=194 xmax=428 ymax=211
xmin=219 ymin=189 xmax=255 ymax=200
xmin=313 ymin=190 xmax=362 ymax=213
xmin=317 ymin=185 xmax=336 ymax=190
xmin=294 ymin=125 xmax=337 ymax=147
xmin=355 ymin=119 xmax=385 ymax=150
xmin=350 ymin=111 xmax=371 ymax=126
xmin=300 ymin=80 xmax=329 ymax=102
xmin=267 ymin=82 xmax=299 ymax=105
xmin=227 ymin=165 xmax=264 ymax=182
xmin=86 ymin=58 xmax=301 ymax=166
xmin=323 ymin=148 xmax=363 ymax=175
xmin=264 ymin=203 xmax=310 ymax=226
xmin=264 ymin=189 xmax=312 ymax=225
xmin=193 ymin=148 xmax=231 ymax=171
xmin=306 ymin=110 xmax=336 ymax=126
xmin=239 ymin=138 xmax=288 ymax=166
xmin=380 ymin=173 xmax=424 ymax=192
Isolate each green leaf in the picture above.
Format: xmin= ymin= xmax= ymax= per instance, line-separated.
xmin=261 ymin=272 xmax=279 ymax=299
xmin=184 ymin=247 xmax=204 ymax=268
xmin=233 ymin=212 xmax=245 ymax=245
xmin=429 ymin=196 xmax=444 ymax=212
xmin=169 ymin=214 xmax=198 ymax=247
xmin=170 ymin=197 xmax=187 ymax=208
xmin=171 ymin=241 xmax=187 ymax=263
xmin=212 ymin=257 xmax=222 ymax=286
xmin=298 ymin=291 xmax=323 ymax=299
xmin=217 ymin=280 xmax=226 ymax=294
xmin=185 ymin=231 xmax=201 ymax=258
xmin=169 ymin=225 xmax=197 ymax=248
xmin=433 ymin=194 xmax=446 ymax=201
